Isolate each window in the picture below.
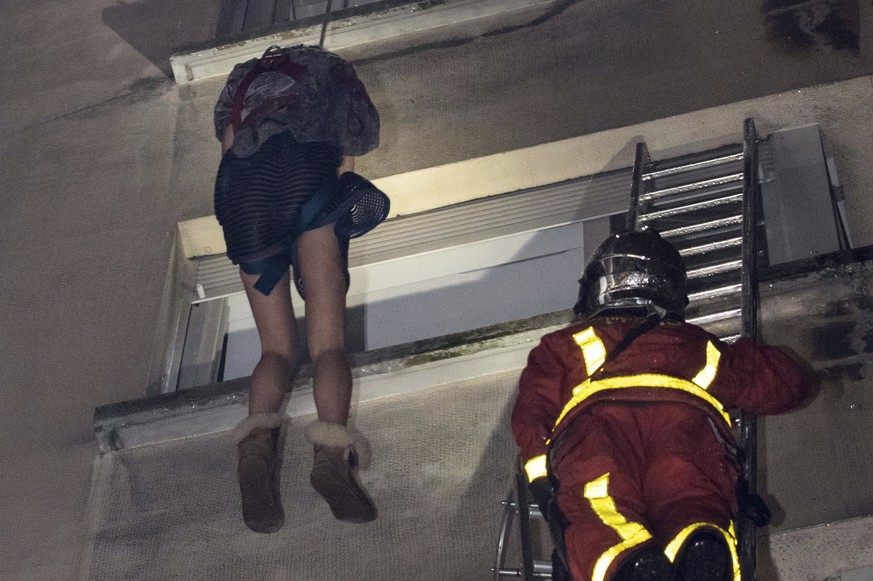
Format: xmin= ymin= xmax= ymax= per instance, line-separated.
xmin=149 ymin=171 xmax=630 ymax=395
xmin=216 ymin=0 xmax=394 ymax=38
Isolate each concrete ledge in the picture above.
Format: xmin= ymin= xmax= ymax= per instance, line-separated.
xmin=170 ymin=0 xmax=554 ymax=83
xmin=93 ymin=310 xmax=573 ymax=453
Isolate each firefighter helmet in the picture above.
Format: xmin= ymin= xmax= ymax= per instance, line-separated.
xmin=574 ymin=229 xmax=688 ymax=319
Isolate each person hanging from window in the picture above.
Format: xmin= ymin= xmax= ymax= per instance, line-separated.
xmin=213 ymin=44 xmax=389 ymax=533
xmin=511 ymin=230 xmax=813 ymax=580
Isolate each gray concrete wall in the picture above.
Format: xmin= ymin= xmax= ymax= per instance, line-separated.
xmin=82 ymin=371 xmax=522 ymax=580
xmin=1 ymin=0 xmax=216 ymax=577
xmin=3 ymin=0 xmax=873 ymax=578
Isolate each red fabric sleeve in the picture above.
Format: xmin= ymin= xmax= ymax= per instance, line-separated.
xmin=511 ymin=334 xmax=573 ymax=464
xmin=711 ymin=338 xmax=812 ymax=415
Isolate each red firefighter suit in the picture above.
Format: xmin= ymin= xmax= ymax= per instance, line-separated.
xmin=511 ymin=315 xmax=811 ymax=581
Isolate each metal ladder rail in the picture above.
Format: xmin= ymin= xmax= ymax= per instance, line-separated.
xmin=492 ymin=481 xmax=519 ymax=580
xmin=627 ymin=142 xmax=651 ymax=228
xmin=738 ymin=118 xmax=762 ymax=581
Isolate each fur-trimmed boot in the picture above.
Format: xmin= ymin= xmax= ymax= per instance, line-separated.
xmin=232 ymin=413 xmax=286 ymax=533
xmin=304 ymin=421 xmax=377 ymax=524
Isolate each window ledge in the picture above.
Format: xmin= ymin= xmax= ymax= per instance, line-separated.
xmin=93 ymin=310 xmax=573 ymax=454
xmin=169 ymin=0 xmax=554 ymax=83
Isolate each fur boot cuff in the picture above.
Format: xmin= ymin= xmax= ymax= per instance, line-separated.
xmin=232 ymin=412 xmax=286 ymax=445
xmin=304 ymin=421 xmax=371 ymax=470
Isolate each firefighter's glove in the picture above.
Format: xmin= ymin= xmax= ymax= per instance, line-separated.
xmin=528 ymin=476 xmax=554 ymax=520
xmin=737 ymin=484 xmax=772 ymax=528
xmin=529 ymin=477 xmax=570 ymax=571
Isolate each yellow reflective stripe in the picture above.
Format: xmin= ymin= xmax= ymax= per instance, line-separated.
xmin=524 ymin=455 xmax=548 ymax=482
xmin=691 ymin=340 xmax=722 ymax=389
xmin=664 ymin=522 xmax=741 ymax=581
xmin=584 ymin=473 xmax=653 ymax=581
xmin=554 ymin=374 xmax=732 ymax=429
xmin=573 ymin=327 xmax=607 ymax=377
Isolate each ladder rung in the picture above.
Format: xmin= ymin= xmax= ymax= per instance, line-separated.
xmin=502 ymin=500 xmax=543 ymax=519
xmin=660 ymin=216 xmax=743 ymax=238
xmin=642 ymin=182 xmax=745 ymax=209
xmin=687 ymin=260 xmax=742 ymax=279
xmin=639 ymin=194 xmax=743 ymax=222
xmin=492 ymin=561 xmax=554 ymax=578
xmin=687 ymin=308 xmax=742 ymax=326
xmin=642 ymin=153 xmax=744 ymax=180
xmin=640 ymin=173 xmax=743 ymax=200
xmin=688 ymin=283 xmax=742 ymax=302
xmin=678 ymin=237 xmax=742 ymax=256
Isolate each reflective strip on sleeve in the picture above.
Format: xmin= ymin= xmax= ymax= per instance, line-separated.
xmin=664 ymin=522 xmax=741 ymax=581
xmin=524 ymin=454 xmax=548 ymax=482
xmin=584 ymin=473 xmax=653 ymax=581
xmin=555 ymin=373 xmax=732 ymax=430
xmin=573 ymin=327 xmax=607 ymax=377
xmin=691 ymin=340 xmax=722 ymax=389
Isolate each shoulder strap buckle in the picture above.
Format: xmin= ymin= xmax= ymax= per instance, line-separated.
xmin=258 ymin=45 xmax=288 ymax=71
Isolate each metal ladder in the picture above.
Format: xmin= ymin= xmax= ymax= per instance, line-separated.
xmin=493 ymin=119 xmax=764 ymax=580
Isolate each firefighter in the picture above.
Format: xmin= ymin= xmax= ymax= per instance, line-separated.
xmin=511 ymin=230 xmax=812 ymax=581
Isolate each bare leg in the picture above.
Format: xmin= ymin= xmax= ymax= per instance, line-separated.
xmin=240 ymin=270 xmax=299 ymax=415
xmin=338 ymin=155 xmax=355 ymax=176
xmin=296 ymin=223 xmax=352 ymax=425
xmin=297 ymin=225 xmax=377 ymax=522
xmin=233 ymin=269 xmax=297 ymax=533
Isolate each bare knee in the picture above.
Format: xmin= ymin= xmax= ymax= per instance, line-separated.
xmin=259 ymin=350 xmax=299 ymax=377
xmin=310 ymin=346 xmax=346 ymax=368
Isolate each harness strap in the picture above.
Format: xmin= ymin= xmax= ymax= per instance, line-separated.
xmin=591 ymin=313 xmax=663 ymax=380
